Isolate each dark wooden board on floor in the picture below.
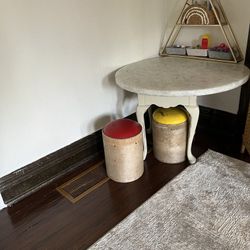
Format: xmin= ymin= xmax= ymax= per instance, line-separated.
xmin=57 ymin=160 xmax=109 ymax=203
xmin=1 ymin=129 xmax=250 ymax=250
xmin=0 ymin=152 xmax=189 ymax=250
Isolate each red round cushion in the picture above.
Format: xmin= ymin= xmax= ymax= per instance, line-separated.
xmin=103 ymin=119 xmax=142 ymax=139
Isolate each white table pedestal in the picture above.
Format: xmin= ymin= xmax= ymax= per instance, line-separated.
xmin=137 ymin=94 xmax=199 ymax=163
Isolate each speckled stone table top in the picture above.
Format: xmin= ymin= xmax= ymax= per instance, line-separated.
xmin=116 ymin=57 xmax=250 ymax=97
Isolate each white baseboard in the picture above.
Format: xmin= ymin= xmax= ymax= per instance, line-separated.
xmin=0 ymin=194 xmax=6 ymax=210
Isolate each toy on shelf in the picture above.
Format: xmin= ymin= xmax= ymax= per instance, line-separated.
xmin=180 ymin=34 xmax=210 ymax=58
xmin=166 ymin=45 xmax=186 ymax=56
xmin=201 ymin=34 xmax=210 ymax=49
xmin=187 ymin=45 xmax=208 ymax=57
xmin=208 ymin=43 xmax=233 ymax=60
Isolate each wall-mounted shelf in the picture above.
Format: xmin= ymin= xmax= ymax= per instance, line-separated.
xmin=160 ymin=0 xmax=243 ymax=63
xmin=178 ymin=24 xmax=222 ymax=27
xmin=161 ymin=54 xmax=237 ymax=64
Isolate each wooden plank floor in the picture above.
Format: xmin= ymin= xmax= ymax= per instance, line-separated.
xmin=0 ymin=131 xmax=249 ymax=250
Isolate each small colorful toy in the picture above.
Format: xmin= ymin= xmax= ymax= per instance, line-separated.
xmin=208 ymin=43 xmax=232 ymax=60
xmin=201 ymin=34 xmax=210 ymax=49
xmin=210 ymin=43 xmax=230 ymax=53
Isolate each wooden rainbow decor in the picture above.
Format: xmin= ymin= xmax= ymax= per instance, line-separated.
xmin=181 ymin=4 xmax=217 ymax=25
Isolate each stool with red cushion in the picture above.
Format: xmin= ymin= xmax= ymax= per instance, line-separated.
xmin=102 ymin=119 xmax=144 ymax=183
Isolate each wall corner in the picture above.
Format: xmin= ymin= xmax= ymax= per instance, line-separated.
xmin=0 ymin=194 xmax=6 ymax=210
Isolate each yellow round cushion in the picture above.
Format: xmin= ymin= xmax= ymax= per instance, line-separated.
xmin=153 ymin=107 xmax=187 ymax=125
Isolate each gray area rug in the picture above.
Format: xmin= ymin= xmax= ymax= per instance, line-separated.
xmin=89 ymin=150 xmax=250 ymax=250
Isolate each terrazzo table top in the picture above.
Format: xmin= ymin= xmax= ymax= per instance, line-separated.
xmin=116 ymin=57 xmax=250 ymax=97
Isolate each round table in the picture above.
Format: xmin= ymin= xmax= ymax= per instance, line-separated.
xmin=115 ymin=57 xmax=250 ymax=164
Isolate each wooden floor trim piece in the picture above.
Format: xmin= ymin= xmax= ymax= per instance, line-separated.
xmin=57 ymin=160 xmax=109 ymax=204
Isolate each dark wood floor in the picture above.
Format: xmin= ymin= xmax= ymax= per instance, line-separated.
xmin=0 ymin=130 xmax=250 ymax=250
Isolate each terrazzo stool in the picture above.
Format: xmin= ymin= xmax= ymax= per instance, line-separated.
xmin=102 ymin=119 xmax=144 ymax=183
xmin=152 ymin=107 xmax=188 ymax=164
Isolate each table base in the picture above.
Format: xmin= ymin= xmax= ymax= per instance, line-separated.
xmin=136 ymin=95 xmax=199 ymax=164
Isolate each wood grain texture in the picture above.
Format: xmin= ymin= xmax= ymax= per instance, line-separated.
xmin=1 ymin=128 xmax=250 ymax=250
xmin=57 ymin=160 xmax=109 ymax=203
xmin=0 ymin=131 xmax=104 ymax=205
xmin=0 ymin=153 xmax=188 ymax=250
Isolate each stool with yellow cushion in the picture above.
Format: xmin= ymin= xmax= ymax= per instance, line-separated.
xmin=152 ymin=107 xmax=188 ymax=164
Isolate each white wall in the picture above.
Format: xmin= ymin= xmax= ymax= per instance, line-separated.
xmin=0 ymin=0 xmax=166 ymax=177
xmin=0 ymin=0 xmax=249 ymax=180
xmin=163 ymin=0 xmax=250 ymax=113
xmin=0 ymin=195 xmax=5 ymax=210
xmin=200 ymin=0 xmax=250 ymax=113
